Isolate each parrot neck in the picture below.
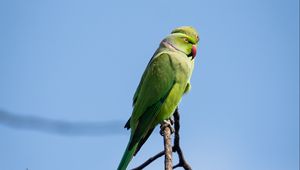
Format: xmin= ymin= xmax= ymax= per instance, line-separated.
xmin=162 ymin=40 xmax=186 ymax=55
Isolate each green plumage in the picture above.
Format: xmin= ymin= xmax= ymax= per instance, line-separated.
xmin=117 ymin=26 xmax=199 ymax=170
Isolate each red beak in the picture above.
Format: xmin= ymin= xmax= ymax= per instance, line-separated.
xmin=192 ymin=45 xmax=197 ymax=59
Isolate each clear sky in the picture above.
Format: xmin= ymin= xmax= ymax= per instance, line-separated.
xmin=0 ymin=0 xmax=299 ymax=169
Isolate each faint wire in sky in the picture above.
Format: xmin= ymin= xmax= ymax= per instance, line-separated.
xmin=0 ymin=109 xmax=126 ymax=136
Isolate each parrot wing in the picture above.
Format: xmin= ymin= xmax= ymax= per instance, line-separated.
xmin=132 ymin=53 xmax=157 ymax=106
xmin=118 ymin=52 xmax=176 ymax=170
xmin=129 ymin=52 xmax=176 ymax=149
xmin=124 ymin=55 xmax=156 ymax=130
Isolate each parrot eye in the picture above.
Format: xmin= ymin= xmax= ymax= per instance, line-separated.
xmin=182 ymin=37 xmax=189 ymax=43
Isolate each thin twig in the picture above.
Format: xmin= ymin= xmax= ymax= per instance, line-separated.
xmin=172 ymin=108 xmax=192 ymax=170
xmin=131 ymin=150 xmax=164 ymax=170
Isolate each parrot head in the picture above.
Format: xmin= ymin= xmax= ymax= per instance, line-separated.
xmin=162 ymin=26 xmax=199 ymax=60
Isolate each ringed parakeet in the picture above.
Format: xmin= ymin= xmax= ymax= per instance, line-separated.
xmin=118 ymin=26 xmax=199 ymax=170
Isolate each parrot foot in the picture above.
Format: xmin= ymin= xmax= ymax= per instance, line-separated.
xmin=160 ymin=120 xmax=175 ymax=136
xmin=169 ymin=117 xmax=174 ymax=125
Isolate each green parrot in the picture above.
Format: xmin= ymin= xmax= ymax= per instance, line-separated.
xmin=117 ymin=26 xmax=199 ymax=170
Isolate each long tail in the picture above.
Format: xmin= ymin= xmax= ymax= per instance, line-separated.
xmin=117 ymin=142 xmax=138 ymax=170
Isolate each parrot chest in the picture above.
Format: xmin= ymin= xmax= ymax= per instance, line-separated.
xmin=169 ymin=52 xmax=193 ymax=83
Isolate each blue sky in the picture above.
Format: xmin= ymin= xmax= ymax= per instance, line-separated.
xmin=0 ymin=0 xmax=299 ymax=169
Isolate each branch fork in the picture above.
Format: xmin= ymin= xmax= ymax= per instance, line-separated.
xmin=132 ymin=108 xmax=192 ymax=170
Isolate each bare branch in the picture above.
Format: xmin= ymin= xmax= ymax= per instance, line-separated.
xmin=131 ymin=150 xmax=164 ymax=170
xmin=172 ymin=108 xmax=192 ymax=170
xmin=162 ymin=120 xmax=173 ymax=170
xmin=132 ymin=108 xmax=193 ymax=169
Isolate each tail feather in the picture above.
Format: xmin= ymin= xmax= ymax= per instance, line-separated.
xmin=117 ymin=142 xmax=138 ymax=170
